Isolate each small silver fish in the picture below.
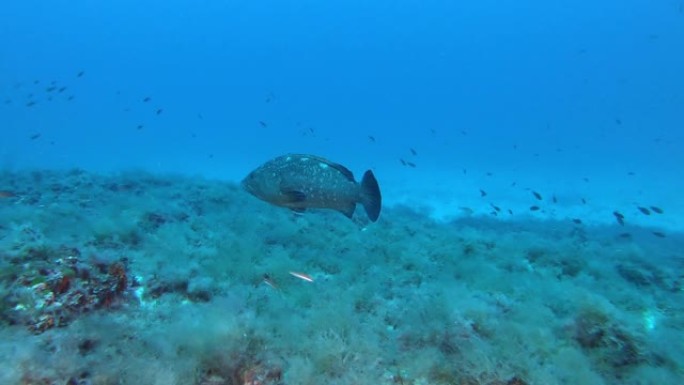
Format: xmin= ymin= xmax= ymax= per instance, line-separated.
xmin=242 ymin=154 xmax=382 ymax=221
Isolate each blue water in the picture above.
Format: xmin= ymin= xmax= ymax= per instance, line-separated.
xmin=1 ymin=1 xmax=683 ymax=384
xmin=3 ymin=0 xmax=683 ymax=176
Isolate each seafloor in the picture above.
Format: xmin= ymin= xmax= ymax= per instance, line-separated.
xmin=0 ymin=169 xmax=682 ymax=385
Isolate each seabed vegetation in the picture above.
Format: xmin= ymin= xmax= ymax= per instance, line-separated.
xmin=0 ymin=169 xmax=682 ymax=385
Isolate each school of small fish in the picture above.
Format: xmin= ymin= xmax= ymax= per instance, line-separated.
xmin=2 ymin=67 xmax=672 ymax=245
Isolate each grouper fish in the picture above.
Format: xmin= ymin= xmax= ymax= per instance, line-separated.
xmin=242 ymin=154 xmax=382 ymax=222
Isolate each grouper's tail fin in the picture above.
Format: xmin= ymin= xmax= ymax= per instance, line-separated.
xmin=360 ymin=170 xmax=382 ymax=222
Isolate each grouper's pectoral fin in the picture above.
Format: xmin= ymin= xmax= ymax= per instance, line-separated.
xmin=338 ymin=202 xmax=357 ymax=219
xmin=281 ymin=189 xmax=307 ymax=203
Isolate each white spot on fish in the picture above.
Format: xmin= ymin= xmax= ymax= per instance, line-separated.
xmin=319 ymin=162 xmax=329 ymax=169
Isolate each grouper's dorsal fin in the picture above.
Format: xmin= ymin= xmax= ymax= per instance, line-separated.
xmin=329 ymin=163 xmax=356 ymax=183
xmin=290 ymin=153 xmax=356 ymax=182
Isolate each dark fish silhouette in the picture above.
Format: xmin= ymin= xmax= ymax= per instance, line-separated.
xmin=650 ymin=206 xmax=663 ymax=214
xmin=479 ymin=189 xmax=487 ymax=197
xmin=0 ymin=190 xmax=17 ymax=198
xmin=529 ymin=205 xmax=540 ymax=211
xmin=265 ymin=92 xmax=276 ymax=103
xmin=613 ymin=211 xmax=625 ymax=226
xmin=242 ymin=154 xmax=382 ymax=222
xmin=532 ymin=191 xmax=542 ymax=200
xmin=637 ymin=206 xmax=651 ymax=215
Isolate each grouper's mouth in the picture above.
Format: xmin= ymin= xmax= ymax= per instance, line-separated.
xmin=241 ymin=176 xmax=259 ymax=197
xmin=240 ymin=178 xmax=252 ymax=193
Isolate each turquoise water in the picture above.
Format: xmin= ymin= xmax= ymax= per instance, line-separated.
xmin=1 ymin=1 xmax=683 ymax=384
